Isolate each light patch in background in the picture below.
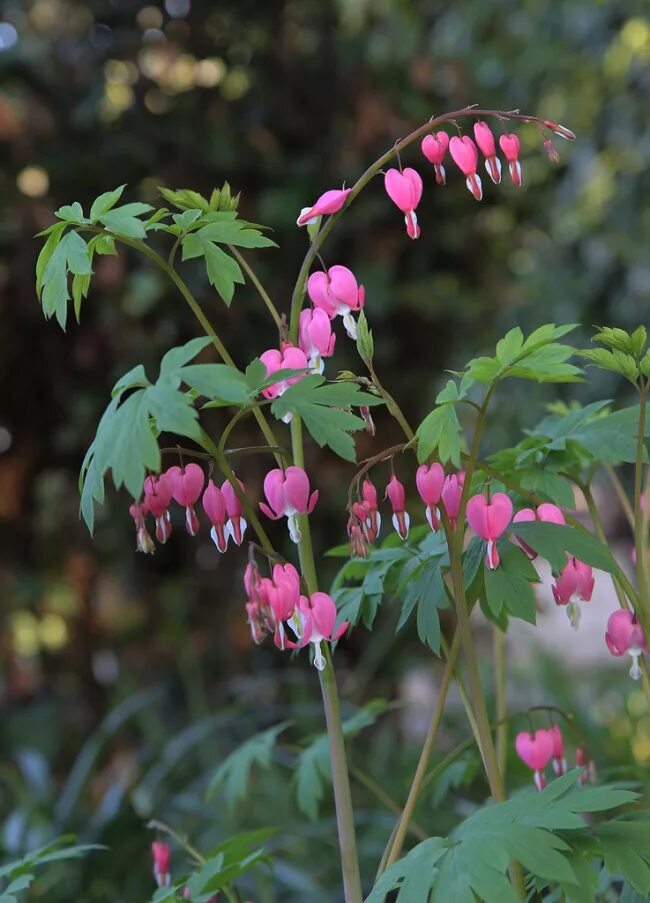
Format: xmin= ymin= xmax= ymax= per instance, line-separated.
xmin=17 ymin=166 xmax=49 ymax=197
xmin=0 ymin=22 xmax=18 ymax=50
xmin=165 ymin=0 xmax=191 ymax=18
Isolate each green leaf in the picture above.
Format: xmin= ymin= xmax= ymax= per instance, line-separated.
xmin=35 ymin=221 xmax=67 ymax=295
xmin=356 ymin=310 xmax=374 ymax=363
xmin=159 ymin=337 xmax=212 ymax=375
xmin=89 ymin=185 xmax=126 ymax=221
xmin=207 ymin=722 xmax=290 ymax=806
xmin=55 ymin=201 xmax=89 ymax=224
xmin=518 ymin=470 xmax=576 ymax=508
xmin=181 ymin=233 xmax=245 ymax=305
xmin=40 ymin=231 xmax=93 ymax=328
xmin=296 ymin=701 xmax=390 ymax=820
xmin=98 ymin=202 xmax=154 ymax=239
xmin=181 ymin=364 xmax=249 ymax=404
xmin=578 ymin=348 xmax=639 ymax=383
xmin=510 ymin=521 xmax=617 ymax=573
xmin=146 ymin=382 xmax=202 ymax=440
xmin=464 ymin=323 xmax=580 ymax=386
xmin=159 ymin=186 xmax=211 ymax=211
xmin=483 ymin=543 xmax=538 ymax=624
xmin=365 ymin=773 xmax=639 ymax=903
xmin=195 ymin=219 xmax=277 ymax=249
xmin=416 ymin=404 xmax=462 ymax=467
xmin=594 ymin=817 xmax=650 ymax=894
xmin=271 ymin=375 xmax=382 ymax=462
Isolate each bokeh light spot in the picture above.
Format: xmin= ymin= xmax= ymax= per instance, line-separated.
xmin=136 ymin=5 xmax=163 ymax=30
xmin=17 ymin=166 xmax=49 ymax=197
xmin=221 ymin=68 xmax=250 ymax=101
xmin=165 ymin=0 xmax=191 ymax=18
xmin=195 ymin=57 xmax=226 ymax=88
xmin=39 ymin=613 xmax=68 ymax=651
xmin=0 ymin=22 xmax=18 ymax=50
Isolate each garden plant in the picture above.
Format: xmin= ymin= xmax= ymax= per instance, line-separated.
xmin=23 ymin=104 xmax=650 ymax=902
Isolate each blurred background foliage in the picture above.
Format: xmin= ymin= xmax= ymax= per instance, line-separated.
xmin=1 ymin=0 xmax=650 ymax=899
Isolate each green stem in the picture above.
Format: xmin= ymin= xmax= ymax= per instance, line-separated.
xmin=494 ymin=627 xmax=508 ymax=779
xmin=94 ymin=231 xmax=284 ymax=466
xmin=448 ymin=387 xmax=525 ymax=899
xmin=634 ymin=390 xmax=650 ymax=634
xmin=289 ymin=415 xmax=362 ymax=903
xmin=367 ymin=362 xmax=415 ymax=441
xmin=604 ymin=463 xmax=635 ymax=531
xmin=381 ymin=629 xmax=462 ymax=870
xmin=228 ymin=245 xmax=283 ymax=330
xmin=318 ymin=647 xmax=364 ymax=903
xmin=288 ymin=107 xmax=560 ymax=342
xmin=349 ymin=766 xmax=428 ymax=842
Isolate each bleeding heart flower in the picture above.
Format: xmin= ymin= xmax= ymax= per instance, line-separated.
xmin=449 ymin=135 xmax=482 ymax=200
xmin=259 ymin=466 xmax=319 ymax=543
xmin=129 ymin=501 xmax=155 ymax=554
xmin=552 ymin=558 xmax=594 ymax=629
xmin=202 ymin=479 xmax=229 ymax=552
xmin=416 ymin=463 xmax=445 ymax=531
xmin=386 ymin=474 xmax=410 ymax=540
xmin=152 ymin=841 xmax=171 ymax=888
xmin=144 ymin=473 xmax=174 ymax=544
xmin=288 ymin=592 xmax=348 ymax=671
xmin=384 ymin=167 xmax=423 ymax=239
xmin=466 ymin=492 xmax=513 ymax=569
xmin=299 ymin=307 xmax=336 ymax=373
xmin=499 ymin=133 xmax=522 ymax=186
xmin=441 ymin=471 xmax=465 ymax=527
xmin=307 ymin=265 xmax=365 ymax=340
xmin=515 ymin=729 xmax=554 ymax=791
xmin=259 ymin=345 xmax=309 ymax=420
xmin=421 ymin=131 xmax=449 ymax=185
xmin=606 ymin=609 xmax=648 ymax=680
xmin=297 ymin=187 xmax=351 ymax=226
xmin=543 ymin=120 xmax=576 ymax=141
xmin=473 ymin=121 xmax=502 ymax=185
xmin=166 ymin=462 xmax=204 ymax=535
xmin=222 ymin=476 xmax=248 ymax=546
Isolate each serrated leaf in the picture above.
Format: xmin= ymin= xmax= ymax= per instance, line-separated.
xmin=181 ymin=364 xmax=249 ymax=404
xmin=207 ymin=722 xmax=290 ymax=805
xmin=483 ymin=543 xmax=538 ymax=624
xmin=416 ymin=404 xmax=462 ymax=467
xmin=159 ymin=337 xmax=212 ymax=375
xmin=510 ymin=521 xmax=616 ymax=573
xmin=578 ymin=348 xmax=639 ymax=383
xmin=98 ymin=202 xmax=154 ymax=239
xmin=182 ymin=233 xmax=245 ymax=305
xmin=365 ymin=773 xmax=639 ymax=903
xmin=89 ymin=185 xmax=126 ymax=221
xmin=195 ymin=220 xmax=277 ymax=249
xmin=271 ymin=375 xmax=383 ymax=462
xmin=159 ymin=186 xmax=211 ymax=211
xmin=55 ymin=201 xmax=89 ymax=224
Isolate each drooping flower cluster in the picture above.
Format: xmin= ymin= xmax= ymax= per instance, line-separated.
xmin=129 ymin=465 xmax=248 ymax=554
xmin=514 ymin=725 xmax=587 ymax=792
xmin=244 ymin=560 xmax=347 ymax=671
xmin=347 ymin=467 xmax=467 ymax=556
